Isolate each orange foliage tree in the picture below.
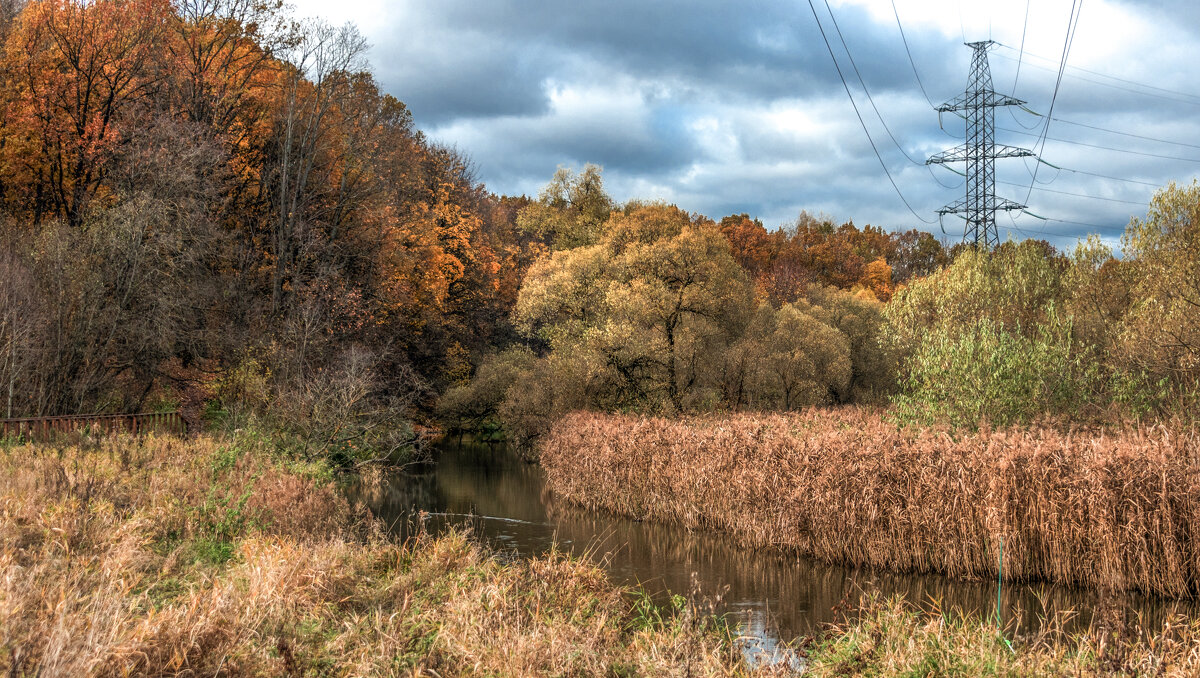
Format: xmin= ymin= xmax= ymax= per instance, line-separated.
xmin=2 ymin=0 xmax=172 ymax=225
xmin=717 ymin=211 xmax=943 ymax=304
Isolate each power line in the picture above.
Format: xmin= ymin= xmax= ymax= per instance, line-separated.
xmin=1016 ymin=107 xmax=1200 ymax=151
xmin=997 ymin=125 xmax=1200 ymax=163
xmin=1007 ymin=104 xmax=1043 ymax=131
xmin=1046 ymin=164 xmax=1163 ymax=188
xmin=995 ymin=43 xmax=1200 ymax=104
xmin=1011 ymin=0 xmax=1030 ymax=94
xmin=1021 ymin=0 xmax=1083 ymax=206
xmin=1004 ymin=0 xmax=1043 ymax=132
xmin=1005 ymin=211 xmax=1048 ymax=239
xmin=890 ymin=0 xmax=937 ymax=109
xmin=804 ymin=0 xmax=936 ymax=224
xmin=993 ymin=51 xmax=1200 ymax=108
xmin=821 ymin=0 xmax=924 ymax=166
xmin=957 ymin=0 xmax=966 ymax=43
xmin=1014 ymin=154 xmax=1163 ymax=192
xmin=998 ymin=179 xmax=1149 ymax=206
xmin=927 ymin=164 xmax=964 ymax=189
xmin=936 ymin=157 xmax=1151 ymax=193
xmin=1018 ymin=156 xmax=1164 ymax=188
xmin=1019 ymin=209 xmax=1128 ymax=231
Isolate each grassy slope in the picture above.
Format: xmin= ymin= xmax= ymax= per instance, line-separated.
xmin=0 ymin=433 xmax=765 ymax=677
xmin=804 ymin=595 xmax=1200 ymax=677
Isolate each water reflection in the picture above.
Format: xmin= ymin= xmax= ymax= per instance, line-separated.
xmin=351 ymin=442 xmax=1198 ymax=648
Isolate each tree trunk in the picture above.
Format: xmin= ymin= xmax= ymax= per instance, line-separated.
xmin=666 ymin=322 xmax=680 ymax=411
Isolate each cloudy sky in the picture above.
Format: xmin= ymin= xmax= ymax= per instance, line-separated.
xmin=290 ymin=0 xmax=1200 ymax=250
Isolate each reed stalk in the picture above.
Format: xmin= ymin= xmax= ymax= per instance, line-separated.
xmin=542 ymin=408 xmax=1200 ymax=597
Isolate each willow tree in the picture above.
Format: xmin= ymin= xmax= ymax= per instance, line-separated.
xmin=730 ymin=302 xmax=850 ymax=410
xmin=603 ymin=204 xmax=751 ymax=410
xmin=516 ymin=164 xmax=613 ymax=250
xmin=507 ymin=202 xmax=751 ymax=414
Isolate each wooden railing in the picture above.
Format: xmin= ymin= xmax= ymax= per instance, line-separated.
xmin=0 ymin=411 xmax=187 ymax=440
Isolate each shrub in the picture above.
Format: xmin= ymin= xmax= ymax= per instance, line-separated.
xmin=890 ymin=309 xmax=1096 ymax=428
xmin=436 ymin=346 xmax=536 ymax=440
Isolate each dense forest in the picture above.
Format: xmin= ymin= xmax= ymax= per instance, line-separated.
xmin=0 ymin=0 xmax=551 ymax=453
xmin=0 ymin=0 xmax=1196 ymax=461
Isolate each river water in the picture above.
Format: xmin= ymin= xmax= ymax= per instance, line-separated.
xmin=352 ymin=442 xmax=1197 ymax=665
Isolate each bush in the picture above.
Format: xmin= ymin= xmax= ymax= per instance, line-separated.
xmin=890 ymin=310 xmax=1094 ymax=428
xmin=436 ymin=347 xmax=536 ymax=440
xmin=211 ymin=346 xmax=428 ymax=467
xmin=497 ymin=352 xmax=592 ymax=458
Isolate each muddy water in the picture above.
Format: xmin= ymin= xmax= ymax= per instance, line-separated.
xmin=352 ymin=442 xmax=1197 ymax=659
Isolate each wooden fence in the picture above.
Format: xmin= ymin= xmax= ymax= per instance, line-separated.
xmin=0 ymin=411 xmax=187 ymax=440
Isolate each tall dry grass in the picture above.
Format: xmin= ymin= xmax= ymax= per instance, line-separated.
xmin=541 ymin=408 xmax=1200 ymax=597
xmin=803 ymin=593 xmax=1200 ymax=676
xmin=0 ymin=434 xmax=775 ymax=676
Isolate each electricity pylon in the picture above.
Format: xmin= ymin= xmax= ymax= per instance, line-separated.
xmin=927 ymin=41 xmax=1034 ymax=248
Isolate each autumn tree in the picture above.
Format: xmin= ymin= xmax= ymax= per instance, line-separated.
xmin=495 ymin=201 xmax=752 ymax=445
xmin=516 ymin=163 xmax=613 ymax=250
xmin=267 ymin=19 xmax=368 ymax=314
xmin=804 ymin=286 xmax=894 ymax=402
xmin=735 ymin=303 xmax=850 ymax=409
xmin=168 ymin=0 xmax=288 ymax=130
xmin=718 ymin=213 xmax=776 ymax=280
xmin=883 ymin=239 xmax=1069 ymax=364
xmin=603 ymin=205 xmax=752 ymax=409
xmin=1120 ymin=180 xmax=1200 ymax=386
xmin=717 ymin=211 xmax=947 ymax=304
xmin=2 ymin=0 xmax=172 ymax=225
xmin=890 ymin=228 xmax=949 ymax=283
xmin=1065 ymin=236 xmax=1135 ymax=360
xmin=512 ymin=243 xmax=609 ymax=349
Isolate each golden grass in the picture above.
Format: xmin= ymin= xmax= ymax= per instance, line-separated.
xmin=0 ymin=434 xmax=774 ymax=676
xmin=803 ymin=594 xmax=1200 ymax=676
xmin=541 ymin=408 xmax=1200 ymax=597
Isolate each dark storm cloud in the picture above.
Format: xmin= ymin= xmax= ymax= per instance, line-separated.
xmin=365 ymin=0 xmax=962 ymax=123
xmin=296 ymin=0 xmax=1200 ymax=250
xmin=381 ymin=46 xmax=552 ymax=122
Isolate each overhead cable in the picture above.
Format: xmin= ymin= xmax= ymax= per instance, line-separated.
xmin=804 ymin=0 xmax=936 ymax=224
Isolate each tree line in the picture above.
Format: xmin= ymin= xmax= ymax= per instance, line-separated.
xmin=442 ymin=167 xmax=1200 ymax=450
xmin=439 ymin=166 xmax=956 ymax=449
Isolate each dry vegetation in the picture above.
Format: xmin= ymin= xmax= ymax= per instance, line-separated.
xmin=541 ymin=408 xmax=1200 ymax=597
xmin=803 ymin=594 xmax=1200 ymax=676
xmin=0 ymin=433 xmax=770 ymax=677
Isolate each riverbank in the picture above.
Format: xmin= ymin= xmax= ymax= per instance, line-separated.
xmin=0 ymin=434 xmax=767 ymax=676
xmin=541 ymin=409 xmax=1200 ymax=597
xmin=802 ymin=594 xmax=1200 ymax=676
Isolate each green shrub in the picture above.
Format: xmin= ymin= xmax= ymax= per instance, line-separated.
xmin=436 ymin=346 xmax=536 ymax=440
xmin=890 ymin=310 xmax=1096 ymax=428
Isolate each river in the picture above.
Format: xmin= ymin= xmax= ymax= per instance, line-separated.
xmin=351 ymin=442 xmax=1197 ymax=666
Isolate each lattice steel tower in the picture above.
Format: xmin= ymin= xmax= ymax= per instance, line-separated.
xmin=927 ymin=41 xmax=1034 ymax=248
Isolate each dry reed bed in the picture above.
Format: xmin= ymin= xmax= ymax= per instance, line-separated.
xmin=541 ymin=409 xmax=1200 ymax=597
xmin=0 ymin=434 xmax=769 ymax=676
